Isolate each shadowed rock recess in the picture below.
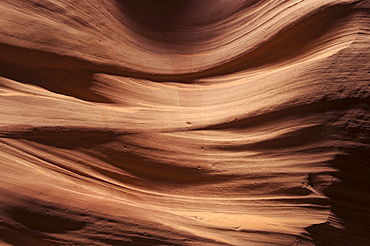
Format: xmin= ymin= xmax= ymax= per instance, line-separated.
xmin=0 ymin=0 xmax=369 ymax=245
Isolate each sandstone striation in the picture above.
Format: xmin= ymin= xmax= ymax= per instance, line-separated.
xmin=0 ymin=0 xmax=369 ymax=245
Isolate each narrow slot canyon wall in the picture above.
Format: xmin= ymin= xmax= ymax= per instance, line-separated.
xmin=0 ymin=0 xmax=369 ymax=245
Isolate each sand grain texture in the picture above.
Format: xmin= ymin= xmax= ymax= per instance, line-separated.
xmin=0 ymin=0 xmax=369 ymax=245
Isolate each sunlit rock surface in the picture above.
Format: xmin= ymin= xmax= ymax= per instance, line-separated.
xmin=0 ymin=0 xmax=369 ymax=245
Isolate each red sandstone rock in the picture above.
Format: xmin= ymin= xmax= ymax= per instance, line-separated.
xmin=0 ymin=0 xmax=369 ymax=245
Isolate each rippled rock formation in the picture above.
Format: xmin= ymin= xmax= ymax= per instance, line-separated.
xmin=0 ymin=0 xmax=369 ymax=245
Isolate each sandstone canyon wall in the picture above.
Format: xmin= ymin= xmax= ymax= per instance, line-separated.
xmin=0 ymin=0 xmax=369 ymax=245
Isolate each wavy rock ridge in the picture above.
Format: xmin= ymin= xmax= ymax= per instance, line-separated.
xmin=0 ymin=0 xmax=369 ymax=245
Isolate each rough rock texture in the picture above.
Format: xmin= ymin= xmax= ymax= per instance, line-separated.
xmin=0 ymin=0 xmax=369 ymax=245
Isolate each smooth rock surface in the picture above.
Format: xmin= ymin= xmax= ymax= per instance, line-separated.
xmin=0 ymin=0 xmax=369 ymax=245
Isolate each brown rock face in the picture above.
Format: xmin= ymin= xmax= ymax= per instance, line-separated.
xmin=0 ymin=0 xmax=369 ymax=245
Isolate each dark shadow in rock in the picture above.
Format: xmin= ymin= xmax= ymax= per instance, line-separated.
xmin=10 ymin=207 xmax=86 ymax=233
xmin=306 ymin=147 xmax=370 ymax=246
xmin=0 ymin=60 xmax=113 ymax=103
xmin=116 ymin=0 xmax=187 ymax=32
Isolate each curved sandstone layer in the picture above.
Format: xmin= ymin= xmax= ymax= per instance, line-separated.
xmin=0 ymin=0 xmax=369 ymax=245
